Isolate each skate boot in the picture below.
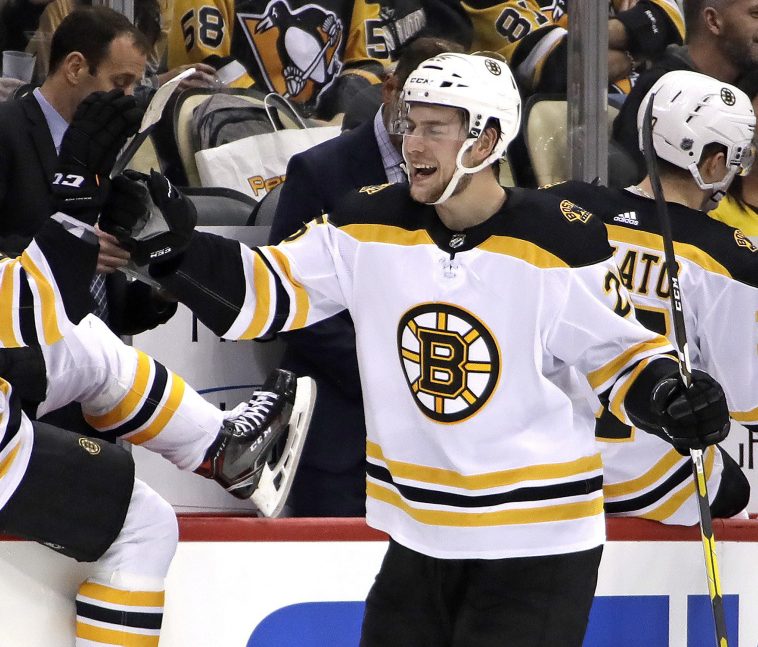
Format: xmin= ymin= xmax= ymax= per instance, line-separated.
xmin=195 ymin=368 xmax=315 ymax=516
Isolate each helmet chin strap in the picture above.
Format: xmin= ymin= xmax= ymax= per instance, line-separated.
xmin=688 ymin=162 xmax=738 ymax=212
xmin=426 ymin=139 xmax=502 ymax=206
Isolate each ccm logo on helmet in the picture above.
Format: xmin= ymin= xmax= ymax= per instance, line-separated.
xmin=408 ymin=77 xmax=431 ymax=84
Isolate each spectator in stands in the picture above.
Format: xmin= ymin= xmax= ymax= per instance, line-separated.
xmin=268 ymin=36 xmax=464 ymax=517
xmin=164 ymin=0 xmax=470 ymax=119
xmin=25 ymin=0 xmax=219 ymax=93
xmin=464 ymin=0 xmax=684 ymax=103
xmin=614 ymin=0 xmax=758 ymax=182
xmin=710 ymin=69 xmax=758 ymax=235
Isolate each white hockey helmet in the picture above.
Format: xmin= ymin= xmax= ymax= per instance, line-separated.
xmin=638 ymin=70 xmax=756 ymax=202
xmin=394 ymin=52 xmax=522 ymax=204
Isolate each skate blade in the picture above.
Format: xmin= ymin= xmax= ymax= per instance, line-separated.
xmin=251 ymin=376 xmax=316 ymax=517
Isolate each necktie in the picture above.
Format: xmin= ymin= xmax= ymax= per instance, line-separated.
xmin=90 ymin=273 xmax=109 ymax=324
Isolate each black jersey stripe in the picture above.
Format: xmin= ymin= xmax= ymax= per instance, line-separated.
xmin=254 ymin=248 xmax=291 ymax=336
xmin=18 ymin=275 xmax=38 ymax=347
xmin=76 ymin=600 xmax=163 ymax=630
xmin=604 ymin=460 xmax=692 ymax=514
xmin=98 ymin=361 xmax=169 ymax=441
xmin=0 ymin=387 xmax=23 ymax=452
xmin=366 ymin=462 xmax=603 ymax=508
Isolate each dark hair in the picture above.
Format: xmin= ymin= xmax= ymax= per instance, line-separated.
xmin=394 ymin=36 xmax=465 ymax=86
xmin=48 ymin=5 xmax=149 ymax=75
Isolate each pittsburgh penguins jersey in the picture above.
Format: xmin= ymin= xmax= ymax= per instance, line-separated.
xmin=546 ymin=180 xmax=758 ymax=525
xmin=159 ymin=183 xmax=676 ymax=559
xmin=0 ymin=218 xmax=98 ymax=511
xmin=462 ymin=0 xmax=684 ymax=96
xmin=167 ymin=0 xmax=425 ymax=110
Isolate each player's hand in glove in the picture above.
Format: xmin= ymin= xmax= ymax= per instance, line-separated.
xmin=99 ymin=169 xmax=197 ymax=266
xmin=651 ymin=369 xmax=730 ymax=455
xmin=51 ymin=89 xmax=143 ymax=225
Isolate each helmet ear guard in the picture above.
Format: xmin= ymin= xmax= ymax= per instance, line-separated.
xmin=637 ymin=70 xmax=756 ymax=206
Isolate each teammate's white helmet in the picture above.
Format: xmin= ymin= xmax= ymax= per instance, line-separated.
xmin=638 ymin=70 xmax=755 ymax=201
xmin=394 ymin=52 xmax=521 ymax=204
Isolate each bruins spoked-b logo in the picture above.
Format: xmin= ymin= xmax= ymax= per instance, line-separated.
xmin=79 ymin=437 xmax=101 ymax=455
xmin=397 ymin=303 xmax=500 ymax=423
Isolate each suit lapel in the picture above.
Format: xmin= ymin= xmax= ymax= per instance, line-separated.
xmin=20 ymin=95 xmax=58 ymax=182
xmin=346 ymin=121 xmax=387 ymax=187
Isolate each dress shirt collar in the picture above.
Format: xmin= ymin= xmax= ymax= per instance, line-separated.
xmin=374 ymin=107 xmax=406 ymax=185
xmin=33 ymin=87 xmax=69 ymax=153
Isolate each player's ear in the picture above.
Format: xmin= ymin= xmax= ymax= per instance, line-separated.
xmin=699 ymin=149 xmax=728 ymax=184
xmin=473 ymin=125 xmax=498 ymax=163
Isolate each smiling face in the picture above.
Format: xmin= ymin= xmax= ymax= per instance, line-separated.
xmin=401 ymin=104 xmax=468 ymax=204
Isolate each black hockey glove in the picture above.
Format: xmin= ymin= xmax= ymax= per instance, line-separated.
xmin=650 ymin=369 xmax=730 ymax=456
xmin=51 ymin=89 xmax=143 ymax=226
xmin=99 ymin=170 xmax=197 ymax=266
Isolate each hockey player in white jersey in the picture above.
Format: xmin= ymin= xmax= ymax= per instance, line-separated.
xmin=0 ymin=90 xmax=313 ymax=647
xmin=101 ymin=55 xmax=732 ymax=646
xmin=547 ymin=70 xmax=756 ymax=526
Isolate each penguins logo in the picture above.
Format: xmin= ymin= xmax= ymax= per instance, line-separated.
xmin=397 ymin=303 xmax=500 ymax=423
xmin=237 ymin=0 xmax=343 ymax=103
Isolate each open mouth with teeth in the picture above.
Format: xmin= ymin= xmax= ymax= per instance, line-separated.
xmin=412 ymin=163 xmax=437 ymax=181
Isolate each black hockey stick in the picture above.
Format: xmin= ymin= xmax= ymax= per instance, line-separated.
xmin=641 ymin=96 xmax=729 ymax=647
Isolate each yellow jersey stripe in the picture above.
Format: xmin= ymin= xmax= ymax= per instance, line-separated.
xmin=76 ymin=622 xmax=159 ymax=646
xmin=606 ymin=226 xmax=731 ymax=278
xmin=240 ymin=252 xmax=272 ymax=339
xmin=19 ymin=251 xmax=62 ymax=345
xmin=340 ymin=223 xmax=434 ymax=246
xmin=368 ymin=481 xmax=604 ymax=526
xmin=85 ymin=351 xmax=152 ymax=428
xmin=479 ymin=236 xmax=568 ymax=268
xmin=731 ymin=406 xmax=758 ymax=423
xmin=587 ymin=336 xmax=671 ymax=390
xmin=0 ymin=264 xmax=20 ymax=347
xmin=127 ymin=375 xmax=186 ymax=445
xmin=267 ymin=247 xmax=310 ymax=329
xmin=0 ymin=441 xmax=21 ymax=481
xmin=641 ymin=447 xmax=716 ymax=522
xmin=367 ymin=441 xmax=602 ymax=489
xmin=653 ymin=0 xmax=685 ymax=37
xmin=603 ymin=448 xmax=684 ymax=498
xmin=608 ymin=356 xmax=653 ymax=421
xmin=78 ymin=582 xmax=165 ymax=607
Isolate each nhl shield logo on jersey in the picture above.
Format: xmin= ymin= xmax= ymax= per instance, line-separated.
xmin=734 ymin=229 xmax=758 ymax=252
xmin=559 ymin=200 xmax=592 ymax=224
xmin=237 ymin=0 xmax=343 ymax=102
xmin=397 ymin=303 xmax=500 ymax=423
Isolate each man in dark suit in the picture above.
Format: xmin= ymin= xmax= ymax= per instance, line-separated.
xmin=0 ymin=5 xmax=176 ymax=336
xmin=269 ymin=36 xmax=463 ymax=517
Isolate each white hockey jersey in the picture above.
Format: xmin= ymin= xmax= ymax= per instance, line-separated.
xmin=161 ymin=183 xmax=676 ymax=559
xmin=0 ymin=217 xmax=98 ymax=511
xmin=549 ymin=181 xmax=758 ymax=525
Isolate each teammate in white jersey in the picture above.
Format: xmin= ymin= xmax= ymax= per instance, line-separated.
xmin=102 ymin=55 xmax=731 ymax=647
xmin=546 ymin=70 xmax=757 ymax=526
xmin=0 ymin=90 xmax=313 ymax=647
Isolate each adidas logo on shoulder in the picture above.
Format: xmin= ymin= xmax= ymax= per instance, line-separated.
xmin=613 ymin=211 xmax=639 ymax=226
